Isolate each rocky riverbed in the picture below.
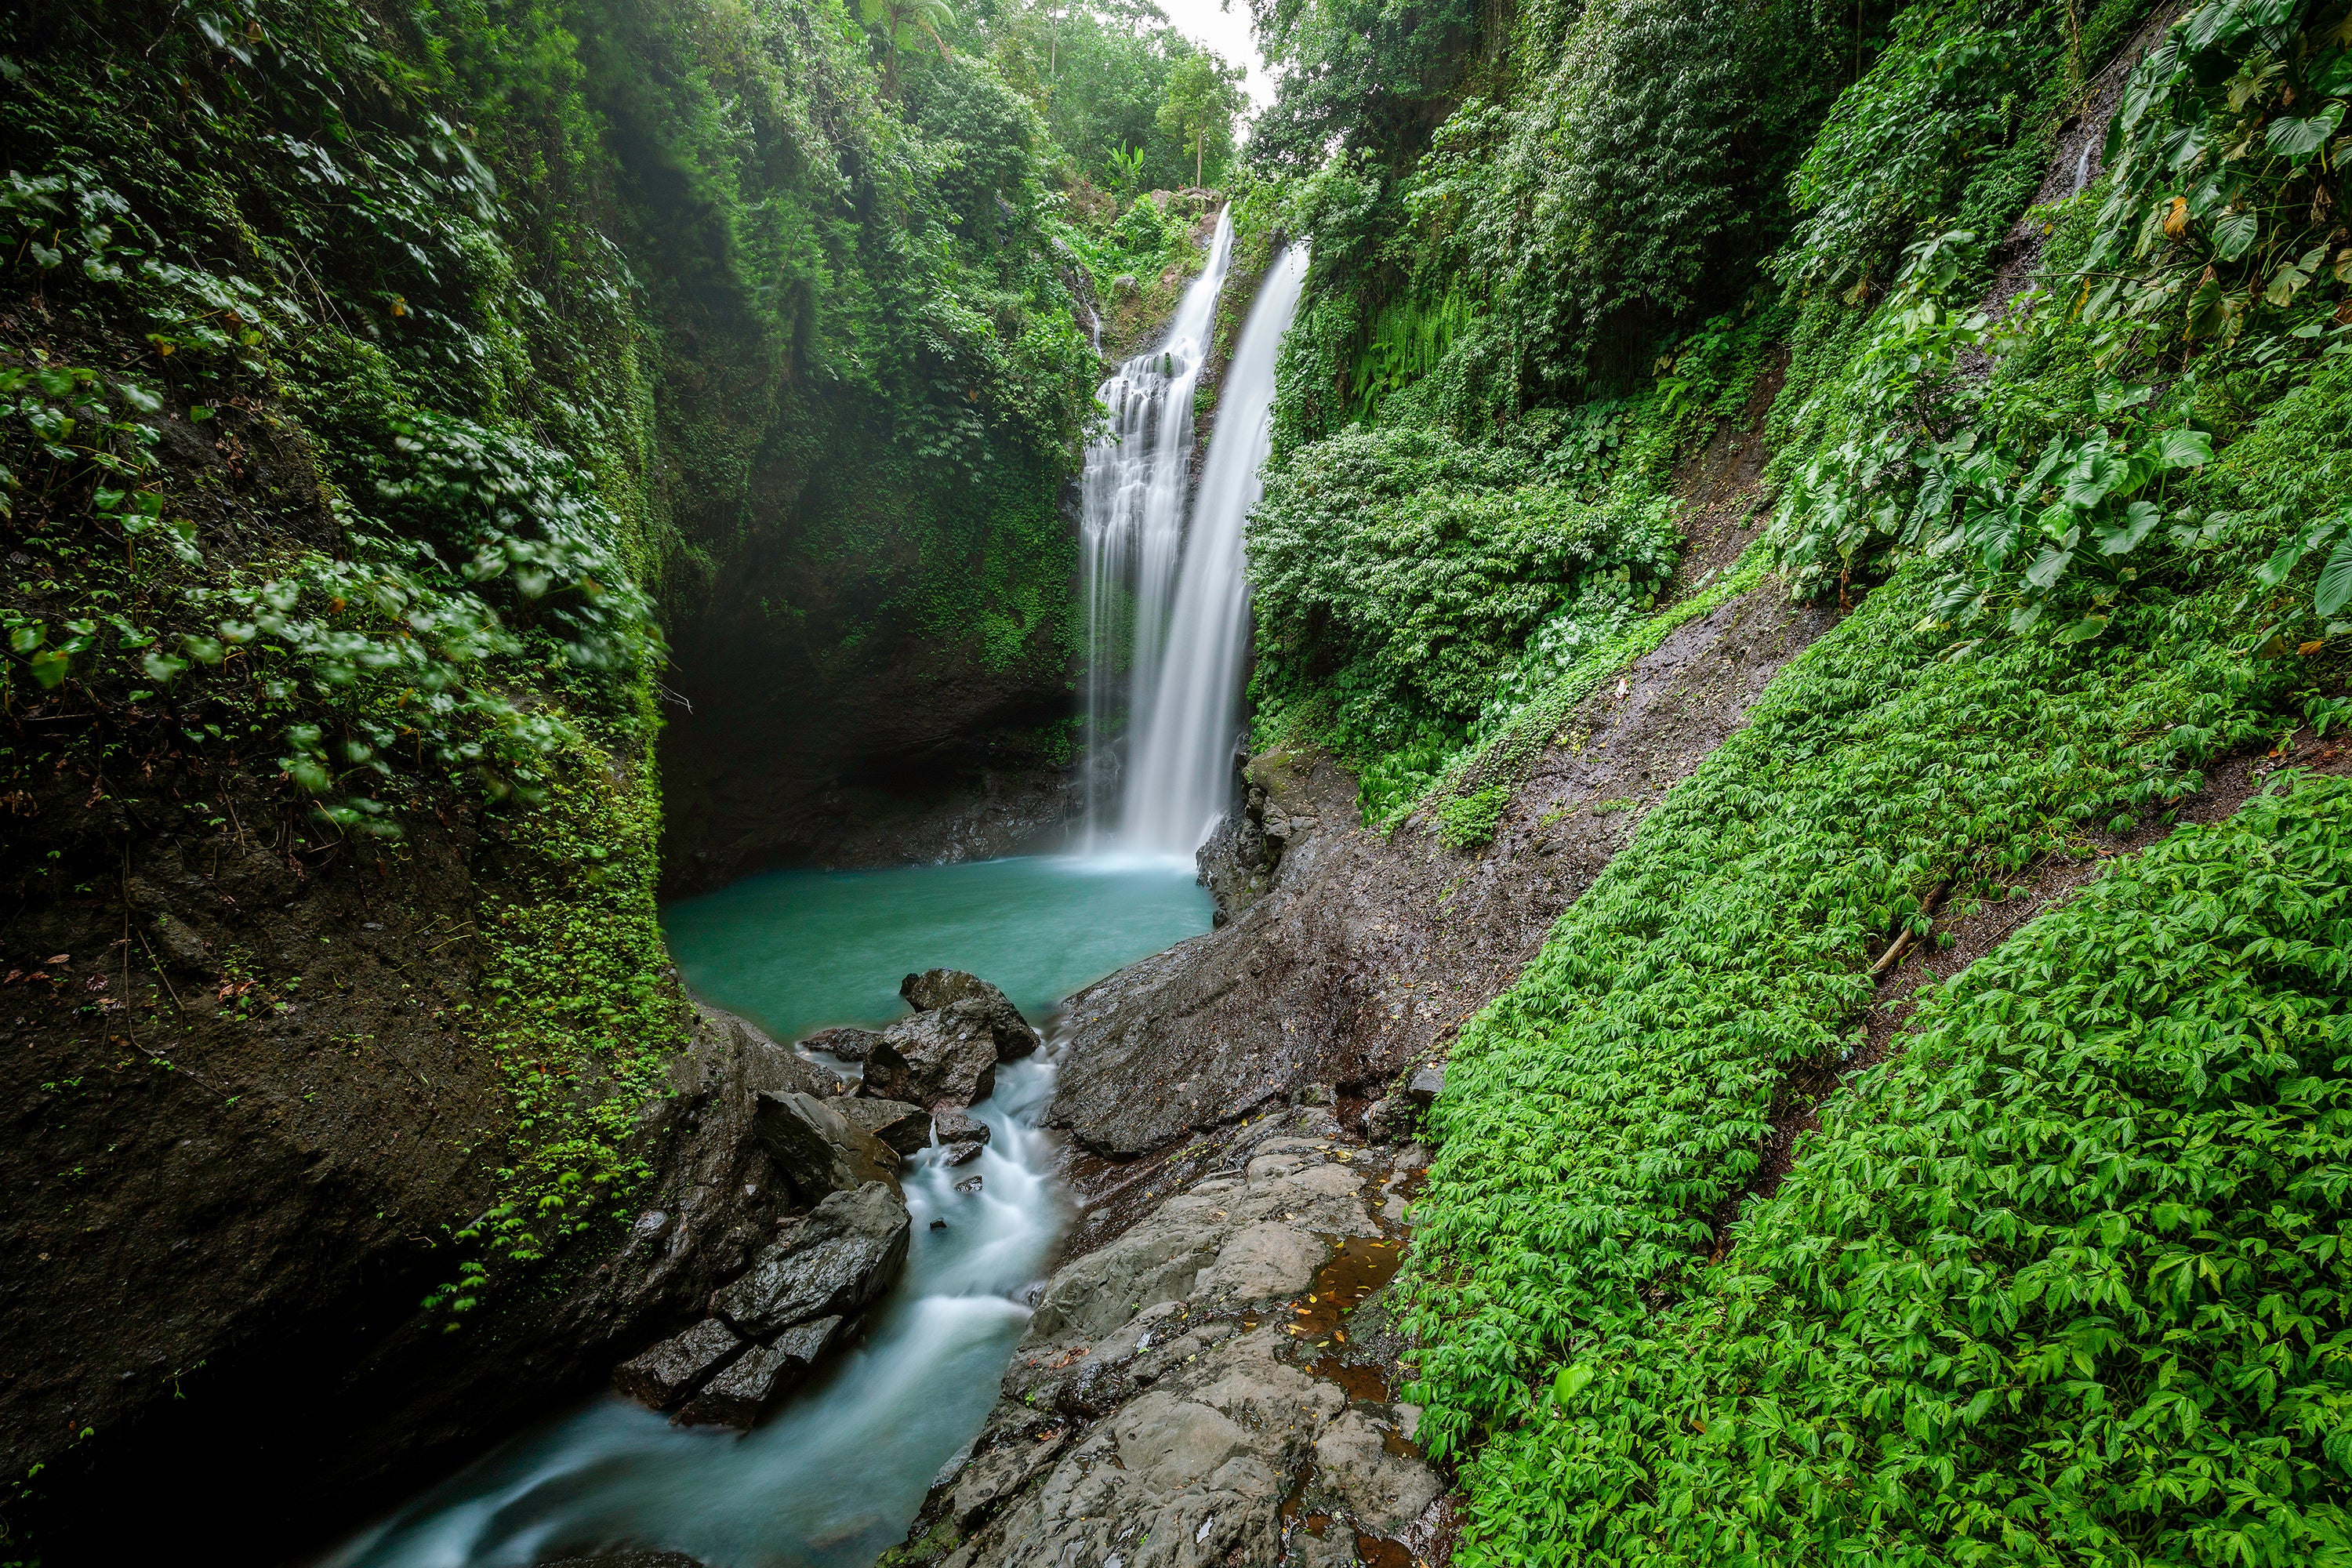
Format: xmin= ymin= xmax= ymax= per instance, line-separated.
xmin=888 ymin=1101 xmax=1449 ymax=1568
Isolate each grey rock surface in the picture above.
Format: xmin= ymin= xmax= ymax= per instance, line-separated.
xmin=610 ymin=1317 xmax=743 ymax=1410
xmin=901 ymin=970 xmax=1040 ymax=1060
xmin=709 ymin=1181 xmax=910 ymax=1337
xmin=836 ymin=1096 xmax=932 ymax=1156
xmin=898 ymin=1122 xmax=1441 ymax=1568
xmin=800 ymin=1025 xmax=884 ymax=1063
xmin=673 ymin=1314 xmax=842 ymax=1428
xmin=932 ymin=1107 xmax=990 ymax=1146
xmin=864 ymin=1010 xmax=999 ymax=1110
xmin=753 ymin=1090 xmax=901 ymax=1201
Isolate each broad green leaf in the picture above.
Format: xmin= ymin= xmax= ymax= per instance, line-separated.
xmin=2154 ymin=426 xmax=2214 ymax=469
xmin=27 ymin=648 xmax=69 ymax=688
xmin=2318 ymin=533 xmax=2352 ymax=619
xmin=2212 ymin=207 xmax=2259 ymax=260
xmin=2024 ymin=545 xmax=2073 ymax=591
xmin=2266 ymin=100 xmax=2344 ymax=160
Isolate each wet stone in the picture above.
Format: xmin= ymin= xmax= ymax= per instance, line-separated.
xmin=941 ymin=1141 xmax=985 ymax=1167
xmin=836 ymin=1096 xmax=932 ymax=1156
xmin=800 ymin=1025 xmax=884 ymax=1062
xmin=674 ymin=1315 xmax=843 ymax=1428
xmin=612 ymin=1317 xmax=742 ymax=1410
xmin=933 ymin=1107 xmax=990 ymax=1146
xmin=710 ymin=1181 xmax=909 ymax=1337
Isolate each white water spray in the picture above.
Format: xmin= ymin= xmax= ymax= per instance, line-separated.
xmin=1079 ymin=209 xmax=1236 ymax=838
xmin=1118 ymin=243 xmax=1309 ymax=853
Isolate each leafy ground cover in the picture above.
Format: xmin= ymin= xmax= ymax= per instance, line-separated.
xmin=1243 ymin=0 xmax=2352 ymax=1559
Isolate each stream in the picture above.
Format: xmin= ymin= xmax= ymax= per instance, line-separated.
xmin=321 ymin=205 xmax=1308 ymax=1568
xmin=319 ymin=855 xmax=1213 ymax=1568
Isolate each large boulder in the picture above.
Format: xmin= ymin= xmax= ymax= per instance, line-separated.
xmin=932 ymin=1107 xmax=990 ymax=1146
xmin=834 ymin=1096 xmax=932 ymax=1156
xmin=862 ymin=1011 xmax=998 ymax=1111
xmin=753 ymin=1091 xmax=901 ymax=1202
xmin=673 ymin=1315 xmax=843 ymax=1428
xmin=799 ymin=1025 xmax=884 ymax=1063
xmin=899 ymin=969 xmax=1040 ymax=1061
xmin=709 ymin=1181 xmax=911 ymax=1338
xmin=610 ymin=1318 xmax=744 ymax=1410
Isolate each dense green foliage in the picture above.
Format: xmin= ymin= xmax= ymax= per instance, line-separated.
xmin=1241 ymin=0 xmax=2352 ymax=1559
xmin=0 ymin=0 xmax=1238 ymax=1325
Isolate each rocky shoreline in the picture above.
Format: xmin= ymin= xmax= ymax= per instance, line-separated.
xmin=889 ymin=1099 xmax=1450 ymax=1568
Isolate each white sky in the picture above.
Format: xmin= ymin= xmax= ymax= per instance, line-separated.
xmin=1154 ymin=0 xmax=1276 ymax=111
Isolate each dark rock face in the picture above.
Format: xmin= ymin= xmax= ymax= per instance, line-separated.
xmin=863 ymin=1011 xmax=1000 ymax=1111
xmin=709 ymin=1181 xmax=911 ymax=1338
xmin=674 ymin=1315 xmax=841 ymax=1428
xmin=1050 ymin=585 xmax=1836 ymax=1157
xmin=611 ymin=1318 xmax=745 ymax=1410
xmin=753 ymin=1091 xmax=902 ymax=1201
xmin=800 ymin=1025 xmax=884 ymax=1063
xmin=835 ymin=1097 xmax=933 ymax=1156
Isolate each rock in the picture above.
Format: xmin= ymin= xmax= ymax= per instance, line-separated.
xmin=952 ymin=1431 xmax=1069 ymax=1527
xmin=1361 ymin=1097 xmax=1394 ymax=1143
xmin=955 ymin=1173 xmax=982 ymax=1193
xmin=674 ymin=1315 xmax=843 ymax=1428
xmin=710 ymin=1181 xmax=910 ymax=1336
xmin=611 ymin=1317 xmax=744 ymax=1410
xmin=900 ymin=970 xmax=1040 ymax=1062
xmin=835 ymin=1097 xmax=931 ymax=1156
xmin=752 ymin=1091 xmax=900 ymax=1202
xmin=941 ymin=1141 xmax=984 ymax=1167
xmin=1405 ymin=1064 xmax=1445 ymax=1105
xmin=1196 ymin=1221 xmax=1327 ymax=1305
xmin=932 ymin=1107 xmax=990 ymax=1146
xmin=1312 ymin=1409 xmax=1441 ymax=1535
xmin=863 ymin=1011 xmax=998 ymax=1110
xmin=746 ymin=1040 xmax=846 ymax=1100
xmin=800 ymin=1025 xmax=883 ymax=1063
xmin=1294 ymin=1082 xmax=1334 ymax=1107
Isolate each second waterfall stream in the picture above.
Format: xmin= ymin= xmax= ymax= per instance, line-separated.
xmin=1083 ymin=222 xmax=1311 ymax=854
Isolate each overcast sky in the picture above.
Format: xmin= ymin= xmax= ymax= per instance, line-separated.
xmin=1154 ymin=0 xmax=1275 ymax=111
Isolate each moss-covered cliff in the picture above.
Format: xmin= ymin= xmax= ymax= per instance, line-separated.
xmin=0 ymin=0 xmax=1238 ymax=1553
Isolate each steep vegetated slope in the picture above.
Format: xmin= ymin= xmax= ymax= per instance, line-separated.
xmin=0 ymin=0 xmax=1242 ymax=1554
xmin=1238 ymin=0 xmax=2352 ymax=1561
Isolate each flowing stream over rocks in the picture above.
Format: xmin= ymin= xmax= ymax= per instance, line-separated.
xmin=320 ymin=247 xmax=1328 ymax=1568
xmin=318 ymin=858 xmax=1210 ymax=1568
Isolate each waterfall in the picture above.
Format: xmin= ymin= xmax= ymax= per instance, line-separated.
xmin=1078 ymin=209 xmax=1236 ymax=840
xmin=1119 ymin=243 xmax=1310 ymax=855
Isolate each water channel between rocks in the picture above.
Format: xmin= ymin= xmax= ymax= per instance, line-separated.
xmin=320 ymin=854 xmax=1214 ymax=1568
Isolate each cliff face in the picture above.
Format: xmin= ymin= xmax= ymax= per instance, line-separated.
xmin=0 ymin=0 xmax=1103 ymax=1555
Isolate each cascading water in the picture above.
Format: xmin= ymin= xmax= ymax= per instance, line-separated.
xmin=1117 ymin=243 xmax=1309 ymax=854
xmin=1078 ymin=209 xmax=1236 ymax=839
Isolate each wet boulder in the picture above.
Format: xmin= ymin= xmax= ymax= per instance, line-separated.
xmin=834 ymin=1097 xmax=931 ymax=1157
xmin=746 ymin=1041 xmax=846 ymax=1101
xmin=800 ymin=1025 xmax=884 ymax=1063
xmin=862 ymin=1011 xmax=998 ymax=1111
xmin=932 ymin=1107 xmax=990 ymax=1147
xmin=941 ymin=1141 xmax=985 ymax=1167
xmin=899 ymin=969 xmax=1040 ymax=1061
xmin=673 ymin=1315 xmax=843 ymax=1428
xmin=753 ymin=1091 xmax=899 ymax=1202
xmin=611 ymin=1317 xmax=744 ymax=1410
xmin=1405 ymin=1064 xmax=1445 ymax=1105
xmin=710 ymin=1181 xmax=910 ymax=1338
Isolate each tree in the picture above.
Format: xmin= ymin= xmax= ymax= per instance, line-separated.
xmin=1155 ymin=49 xmax=1243 ymax=187
xmin=862 ymin=0 xmax=956 ymax=99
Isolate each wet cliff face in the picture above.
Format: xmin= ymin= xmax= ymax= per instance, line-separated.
xmin=655 ymin=440 xmax=1083 ymax=892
